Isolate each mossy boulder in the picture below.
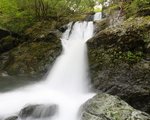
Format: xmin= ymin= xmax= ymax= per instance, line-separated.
xmin=81 ymin=93 xmax=150 ymax=120
xmin=0 ymin=19 xmax=65 ymax=76
xmin=88 ymin=16 xmax=150 ymax=113
xmin=0 ymin=40 xmax=61 ymax=75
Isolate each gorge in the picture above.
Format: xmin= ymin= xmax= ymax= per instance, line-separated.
xmin=0 ymin=0 xmax=150 ymax=120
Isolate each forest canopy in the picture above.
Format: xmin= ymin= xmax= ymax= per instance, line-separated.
xmin=0 ymin=0 xmax=98 ymax=32
xmin=0 ymin=0 xmax=149 ymax=32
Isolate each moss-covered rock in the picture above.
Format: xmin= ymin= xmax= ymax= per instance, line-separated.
xmin=0 ymin=17 xmax=69 ymax=76
xmin=81 ymin=93 xmax=150 ymax=120
xmin=88 ymin=16 xmax=150 ymax=113
xmin=0 ymin=40 xmax=61 ymax=75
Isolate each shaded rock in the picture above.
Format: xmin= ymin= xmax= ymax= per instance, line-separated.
xmin=0 ymin=36 xmax=22 ymax=54
xmin=137 ymin=7 xmax=150 ymax=16
xmin=81 ymin=93 xmax=150 ymax=120
xmin=19 ymin=104 xmax=58 ymax=119
xmin=88 ymin=16 xmax=150 ymax=113
xmin=0 ymin=29 xmax=20 ymax=40
xmin=0 ymin=29 xmax=11 ymax=39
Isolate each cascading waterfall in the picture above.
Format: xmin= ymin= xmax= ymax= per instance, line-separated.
xmin=0 ymin=14 xmax=101 ymax=120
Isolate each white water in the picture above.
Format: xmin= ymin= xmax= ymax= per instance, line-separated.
xmin=0 ymin=14 xmax=100 ymax=120
xmin=94 ymin=12 xmax=102 ymax=21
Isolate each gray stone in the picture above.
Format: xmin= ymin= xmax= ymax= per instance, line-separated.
xmin=19 ymin=104 xmax=58 ymax=119
xmin=81 ymin=93 xmax=150 ymax=120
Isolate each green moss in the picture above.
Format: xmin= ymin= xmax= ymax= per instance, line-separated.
xmin=125 ymin=0 xmax=150 ymax=18
xmin=117 ymin=51 xmax=143 ymax=64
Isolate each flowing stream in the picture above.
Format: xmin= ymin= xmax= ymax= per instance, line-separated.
xmin=0 ymin=14 xmax=101 ymax=120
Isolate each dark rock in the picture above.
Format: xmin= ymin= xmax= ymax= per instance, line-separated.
xmin=0 ymin=36 xmax=21 ymax=54
xmin=88 ymin=16 xmax=150 ymax=113
xmin=0 ymin=29 xmax=20 ymax=40
xmin=0 ymin=29 xmax=10 ymax=39
xmin=19 ymin=104 xmax=58 ymax=119
xmin=58 ymin=25 xmax=68 ymax=33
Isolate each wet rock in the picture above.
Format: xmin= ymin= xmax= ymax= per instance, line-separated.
xmin=19 ymin=104 xmax=58 ymax=119
xmin=81 ymin=93 xmax=150 ymax=120
xmin=4 ymin=116 xmax=18 ymax=120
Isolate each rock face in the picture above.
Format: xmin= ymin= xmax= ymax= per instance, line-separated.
xmin=0 ymin=29 xmax=20 ymax=40
xmin=88 ymin=16 xmax=150 ymax=113
xmin=0 ymin=21 xmax=62 ymax=76
xmin=81 ymin=93 xmax=150 ymax=120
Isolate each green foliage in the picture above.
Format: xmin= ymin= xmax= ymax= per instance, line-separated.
xmin=125 ymin=0 xmax=150 ymax=18
xmin=0 ymin=0 xmax=34 ymax=32
xmin=0 ymin=0 xmax=94 ymax=32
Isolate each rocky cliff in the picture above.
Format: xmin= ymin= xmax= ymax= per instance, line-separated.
xmin=88 ymin=15 xmax=150 ymax=114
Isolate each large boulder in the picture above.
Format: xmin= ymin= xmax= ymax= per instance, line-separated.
xmin=81 ymin=93 xmax=150 ymax=120
xmin=0 ymin=22 xmax=62 ymax=76
xmin=88 ymin=16 xmax=150 ymax=113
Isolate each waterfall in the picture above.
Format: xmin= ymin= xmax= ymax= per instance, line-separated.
xmin=45 ymin=21 xmax=94 ymax=94
xmin=0 ymin=14 xmax=101 ymax=120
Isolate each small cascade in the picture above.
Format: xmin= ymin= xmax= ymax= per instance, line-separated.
xmin=0 ymin=13 xmax=102 ymax=120
xmin=94 ymin=12 xmax=102 ymax=21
